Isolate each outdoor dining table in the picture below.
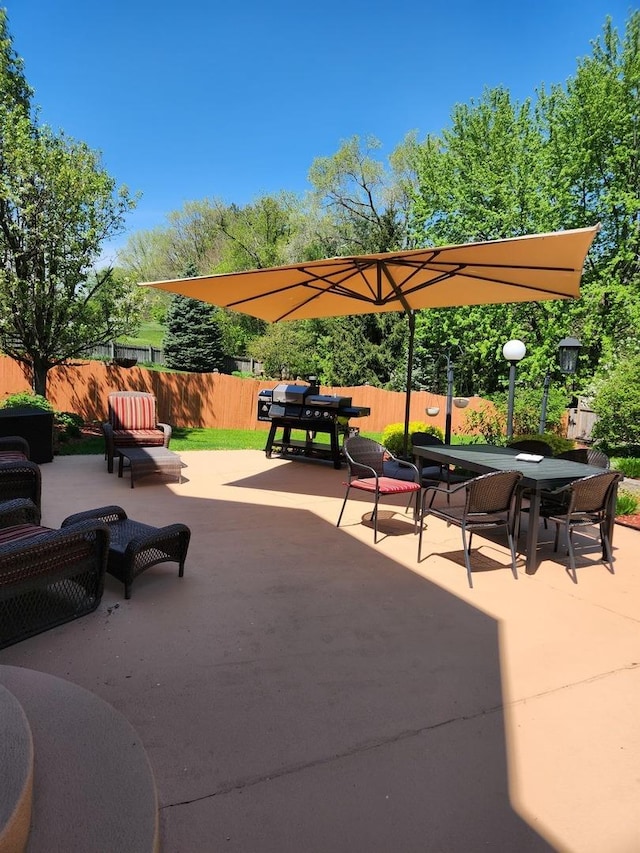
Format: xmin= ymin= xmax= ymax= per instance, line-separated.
xmin=411 ymin=443 xmax=616 ymax=574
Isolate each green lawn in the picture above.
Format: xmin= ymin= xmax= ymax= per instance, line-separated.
xmin=58 ymin=427 xmax=384 ymax=455
xmin=117 ymin=322 xmax=165 ymax=348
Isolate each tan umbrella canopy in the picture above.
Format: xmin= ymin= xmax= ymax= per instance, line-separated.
xmin=142 ymin=225 xmax=599 ymax=451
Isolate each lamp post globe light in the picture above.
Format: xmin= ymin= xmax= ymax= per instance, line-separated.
xmin=503 ymin=340 xmax=526 ymax=440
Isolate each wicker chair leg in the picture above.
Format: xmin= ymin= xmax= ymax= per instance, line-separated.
xmin=507 ymin=530 xmax=519 ymax=580
xmin=601 ymin=523 xmax=615 ymax=574
xmin=566 ymin=527 xmax=578 ymax=584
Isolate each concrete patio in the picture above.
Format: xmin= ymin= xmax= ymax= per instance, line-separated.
xmin=1 ymin=449 xmax=639 ymax=852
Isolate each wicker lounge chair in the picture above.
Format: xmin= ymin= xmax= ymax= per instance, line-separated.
xmin=0 ymin=435 xmax=30 ymax=462
xmin=0 ymin=499 xmax=109 ymax=649
xmin=0 ymin=458 xmax=41 ymax=510
xmin=102 ymin=392 xmax=172 ymax=473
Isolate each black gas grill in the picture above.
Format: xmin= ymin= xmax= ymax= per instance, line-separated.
xmin=257 ymin=382 xmax=370 ymax=468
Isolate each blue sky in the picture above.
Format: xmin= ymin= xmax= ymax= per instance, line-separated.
xmin=7 ymin=1 xmax=632 ymax=259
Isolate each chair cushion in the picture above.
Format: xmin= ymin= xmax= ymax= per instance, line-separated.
xmin=112 ymin=429 xmax=165 ymax=447
xmin=0 ymin=523 xmax=51 ymax=545
xmin=347 ymin=476 xmax=421 ymax=494
xmin=109 ymin=395 xmax=156 ymax=430
xmin=0 ymin=451 xmax=29 ymax=463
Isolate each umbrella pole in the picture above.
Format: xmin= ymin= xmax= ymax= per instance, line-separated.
xmin=403 ymin=311 xmax=416 ymax=458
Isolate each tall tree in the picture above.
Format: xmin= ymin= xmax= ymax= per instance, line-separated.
xmin=306 ymin=135 xmax=411 ymax=388
xmin=0 ymin=10 xmax=138 ymax=397
xmin=537 ymin=12 xmax=640 ymax=366
xmin=405 ymin=8 xmax=640 ymax=396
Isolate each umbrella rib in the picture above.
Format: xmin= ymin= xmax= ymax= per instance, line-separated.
xmin=226 ymin=264 xmax=385 ymax=321
xmin=399 ymin=266 xmax=578 ymax=300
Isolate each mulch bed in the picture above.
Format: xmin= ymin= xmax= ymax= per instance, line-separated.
xmin=616 ymin=515 xmax=640 ymax=530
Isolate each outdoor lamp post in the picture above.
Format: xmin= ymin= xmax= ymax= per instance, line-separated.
xmin=425 ymin=348 xmax=467 ymax=444
xmin=558 ymin=337 xmax=582 ymax=374
xmin=539 ymin=337 xmax=582 ymax=433
xmin=503 ymin=339 xmax=526 ymax=440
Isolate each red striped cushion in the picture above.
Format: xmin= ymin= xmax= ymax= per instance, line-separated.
xmin=346 ymin=477 xmax=421 ymax=494
xmin=0 ymin=451 xmax=28 ymax=462
xmin=0 ymin=524 xmax=50 ymax=545
xmin=109 ymin=395 xmax=156 ymax=430
xmin=113 ymin=430 xmax=165 ymax=447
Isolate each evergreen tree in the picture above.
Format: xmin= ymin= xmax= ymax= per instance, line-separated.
xmin=163 ymin=295 xmax=224 ymax=372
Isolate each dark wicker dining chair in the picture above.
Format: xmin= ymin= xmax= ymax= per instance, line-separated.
xmin=337 ymin=436 xmax=421 ymax=543
xmin=508 ymin=439 xmax=553 ymax=456
xmin=555 ymin=448 xmax=589 ymax=464
xmin=541 ymin=449 xmax=612 ymax=528
xmin=587 ymin=448 xmax=611 ymax=469
xmin=418 ymin=469 xmax=523 ymax=588
xmin=538 ymin=470 xmax=623 ymax=583
xmin=409 ymin=432 xmax=470 ymax=508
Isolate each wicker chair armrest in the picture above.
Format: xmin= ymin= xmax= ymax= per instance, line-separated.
xmin=157 ymin=423 xmax=172 ymax=446
xmin=123 ymin=523 xmax=191 ymax=561
xmin=0 ymin=435 xmax=30 ymax=458
xmin=0 ymin=459 xmax=42 ymax=509
xmin=423 ymin=480 xmax=468 ymax=498
xmin=61 ymin=505 xmax=128 ymax=528
xmin=0 ymin=498 xmax=41 ymax=527
xmin=388 ymin=456 xmax=420 ymax=481
xmin=102 ymin=420 xmax=114 ymax=444
xmin=347 ymin=460 xmax=377 ymax=479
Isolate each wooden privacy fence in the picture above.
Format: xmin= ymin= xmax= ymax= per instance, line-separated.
xmin=0 ymin=356 xmax=488 ymax=436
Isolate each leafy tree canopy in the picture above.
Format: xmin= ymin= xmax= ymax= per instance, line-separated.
xmin=0 ymin=10 xmax=139 ymax=397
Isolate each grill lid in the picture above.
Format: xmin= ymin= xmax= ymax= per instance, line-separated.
xmin=306 ymin=394 xmax=352 ymax=409
xmin=271 ymin=384 xmax=313 ymax=404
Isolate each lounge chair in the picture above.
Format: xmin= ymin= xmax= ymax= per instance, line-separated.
xmin=102 ymin=392 xmax=172 ymax=473
xmin=0 ymin=458 xmax=41 ymax=510
xmin=0 ymin=499 xmax=109 ymax=649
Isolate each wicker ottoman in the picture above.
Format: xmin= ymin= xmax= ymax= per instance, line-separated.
xmin=62 ymin=506 xmax=190 ymax=599
xmin=116 ymin=447 xmax=183 ymax=488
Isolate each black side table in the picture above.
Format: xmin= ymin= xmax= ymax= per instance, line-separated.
xmin=0 ymin=407 xmax=54 ymax=463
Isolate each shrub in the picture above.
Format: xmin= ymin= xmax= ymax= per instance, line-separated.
xmin=381 ymin=421 xmax=443 ymax=456
xmin=616 ymin=489 xmax=639 ymax=517
xmin=610 ymin=457 xmax=640 ymax=478
xmin=490 ymin=387 xmax=569 ymax=437
xmin=591 ymin=354 xmax=640 ymax=448
xmin=462 ymin=404 xmax=505 ymax=444
xmin=511 ymin=432 xmax=574 ymax=455
xmin=55 ymin=411 xmax=84 ymax=440
xmin=0 ymin=392 xmax=53 ymax=411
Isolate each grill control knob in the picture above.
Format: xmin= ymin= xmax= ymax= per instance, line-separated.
xmin=304 ymin=409 xmax=312 ymax=417
xmin=323 ymin=411 xmax=330 ymax=418
xmin=314 ymin=411 xmax=321 ymax=417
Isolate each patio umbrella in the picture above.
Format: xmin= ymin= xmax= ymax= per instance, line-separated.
xmin=141 ymin=225 xmax=600 ymax=453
